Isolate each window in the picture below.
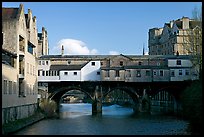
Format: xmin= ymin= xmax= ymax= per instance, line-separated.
xmin=136 ymin=70 xmax=141 ymax=77
xmin=57 ymin=71 xmax=59 ymax=76
xmin=179 ymin=70 xmax=182 ymax=75
xmin=42 ymin=71 xmax=45 ymax=76
xmin=185 ymin=69 xmax=190 ymax=75
xmin=171 ymin=70 xmax=175 ymax=77
xmin=91 ymin=62 xmax=95 ymax=66
xmin=54 ymin=71 xmax=57 ymax=76
xmin=30 ymin=64 xmax=32 ymax=75
xmin=46 ymin=71 xmax=49 ymax=76
xmin=38 ymin=70 xmax=40 ymax=76
xmin=74 ymin=72 xmax=77 ymax=75
xmin=33 ymin=66 xmax=35 ymax=76
xmin=13 ymin=82 xmax=16 ymax=94
xmin=27 ymin=63 xmax=29 ymax=74
xmin=177 ymin=60 xmax=181 ymax=65
xmin=101 ymin=62 xmax=103 ymax=66
xmin=160 ymin=70 xmax=164 ymax=76
xmin=64 ymin=72 xmax=68 ymax=75
xmin=3 ymin=80 xmax=7 ymax=94
xmin=9 ymin=81 xmax=12 ymax=94
xmin=127 ymin=70 xmax=131 ymax=77
xmin=153 ymin=71 xmax=157 ymax=76
xmin=138 ymin=61 xmax=142 ymax=65
xmin=46 ymin=61 xmax=48 ymax=65
xmin=33 ymin=85 xmax=35 ymax=95
xmin=39 ymin=61 xmax=41 ymax=65
xmin=120 ymin=61 xmax=123 ymax=66
xmin=97 ymin=71 xmax=100 ymax=75
xmin=146 ymin=70 xmax=150 ymax=76
xmin=68 ymin=60 xmax=71 ymax=64
xmin=28 ymin=41 xmax=34 ymax=54
xmin=42 ymin=61 xmax=45 ymax=65
xmin=115 ymin=70 xmax=120 ymax=77
xmin=105 ymin=70 xmax=109 ymax=77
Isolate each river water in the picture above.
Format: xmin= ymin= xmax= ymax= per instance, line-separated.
xmin=13 ymin=103 xmax=190 ymax=135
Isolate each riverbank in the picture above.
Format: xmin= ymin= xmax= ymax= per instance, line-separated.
xmin=2 ymin=111 xmax=45 ymax=135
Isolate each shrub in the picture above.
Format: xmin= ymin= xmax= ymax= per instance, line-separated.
xmin=39 ymin=99 xmax=58 ymax=118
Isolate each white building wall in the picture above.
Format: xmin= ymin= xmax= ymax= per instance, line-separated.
xmin=81 ymin=61 xmax=101 ymax=81
xmin=38 ymin=60 xmax=50 ymax=70
xmin=38 ymin=76 xmax=59 ymax=82
xmin=60 ymin=70 xmax=81 ymax=81
xmin=168 ymin=59 xmax=192 ymax=67
xmin=170 ymin=68 xmax=193 ymax=81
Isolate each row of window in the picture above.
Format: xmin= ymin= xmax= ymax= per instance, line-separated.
xmin=38 ymin=70 xmax=101 ymax=76
xmin=3 ymin=79 xmax=36 ymax=96
xmin=39 ymin=61 xmax=98 ymax=66
xmin=3 ymin=80 xmax=16 ymax=95
xmin=104 ymin=69 xmax=190 ymax=78
xmin=27 ymin=63 xmax=36 ymax=76
xmin=38 ymin=70 xmax=59 ymax=76
xmin=39 ymin=60 xmax=49 ymax=65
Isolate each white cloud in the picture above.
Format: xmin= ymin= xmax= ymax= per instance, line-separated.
xmin=144 ymin=51 xmax=149 ymax=55
xmin=109 ymin=51 xmax=120 ymax=55
xmin=51 ymin=39 xmax=98 ymax=55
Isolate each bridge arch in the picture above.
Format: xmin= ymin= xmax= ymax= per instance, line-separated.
xmin=49 ymin=86 xmax=94 ymax=105
xmin=103 ymin=86 xmax=141 ymax=112
xmin=150 ymin=86 xmax=182 ymax=115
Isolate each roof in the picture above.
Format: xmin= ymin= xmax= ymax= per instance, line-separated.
xmin=2 ymin=8 xmax=19 ymax=20
xmin=50 ymin=63 xmax=88 ymax=71
xmin=39 ymin=55 xmax=193 ymax=60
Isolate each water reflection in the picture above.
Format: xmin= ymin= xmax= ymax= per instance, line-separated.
xmin=59 ymin=103 xmax=134 ymax=119
xmin=13 ymin=103 xmax=190 ymax=135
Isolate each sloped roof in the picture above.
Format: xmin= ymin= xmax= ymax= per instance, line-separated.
xmin=2 ymin=8 xmax=19 ymax=20
xmin=189 ymin=20 xmax=201 ymax=29
xmin=50 ymin=63 xmax=88 ymax=71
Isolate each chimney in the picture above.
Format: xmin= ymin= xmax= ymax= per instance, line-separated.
xmin=143 ymin=43 xmax=145 ymax=55
xmin=182 ymin=17 xmax=189 ymax=29
xmin=170 ymin=20 xmax=174 ymax=28
xmin=61 ymin=45 xmax=64 ymax=56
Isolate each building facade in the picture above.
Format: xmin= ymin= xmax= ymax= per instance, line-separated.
xmin=38 ymin=54 xmax=199 ymax=84
xmin=148 ymin=17 xmax=201 ymax=55
xmin=2 ymin=4 xmax=45 ymax=125
xmin=37 ymin=27 xmax=49 ymax=57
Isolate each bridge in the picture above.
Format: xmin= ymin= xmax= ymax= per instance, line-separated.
xmin=38 ymin=54 xmax=198 ymax=115
xmin=47 ymin=80 xmax=193 ymax=115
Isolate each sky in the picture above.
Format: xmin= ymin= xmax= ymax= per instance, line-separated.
xmin=2 ymin=2 xmax=202 ymax=55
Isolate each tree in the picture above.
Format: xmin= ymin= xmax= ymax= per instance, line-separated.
xmin=182 ymin=6 xmax=202 ymax=80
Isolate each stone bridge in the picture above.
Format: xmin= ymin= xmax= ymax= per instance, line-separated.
xmin=48 ymin=81 xmax=193 ymax=115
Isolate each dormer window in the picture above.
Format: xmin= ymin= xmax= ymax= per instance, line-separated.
xmin=91 ymin=62 xmax=95 ymax=66
xmin=120 ymin=61 xmax=123 ymax=66
xmin=177 ymin=60 xmax=181 ymax=65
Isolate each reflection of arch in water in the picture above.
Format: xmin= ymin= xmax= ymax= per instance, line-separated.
xmin=150 ymin=86 xmax=179 ymax=114
xmin=103 ymin=87 xmax=140 ymax=112
xmin=50 ymin=86 xmax=94 ymax=106
xmin=60 ymin=89 xmax=87 ymax=103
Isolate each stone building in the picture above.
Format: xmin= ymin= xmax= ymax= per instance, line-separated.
xmin=148 ymin=17 xmax=201 ymax=55
xmin=2 ymin=4 xmax=44 ymax=125
xmin=38 ymin=27 xmax=49 ymax=57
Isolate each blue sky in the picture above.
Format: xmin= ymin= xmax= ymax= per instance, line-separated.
xmin=2 ymin=2 xmax=202 ymax=55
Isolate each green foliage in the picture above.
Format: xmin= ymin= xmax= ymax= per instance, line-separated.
xmin=181 ymin=80 xmax=202 ymax=135
xmin=39 ymin=99 xmax=58 ymax=118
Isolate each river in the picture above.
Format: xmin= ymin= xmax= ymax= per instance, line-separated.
xmin=13 ymin=103 xmax=190 ymax=135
